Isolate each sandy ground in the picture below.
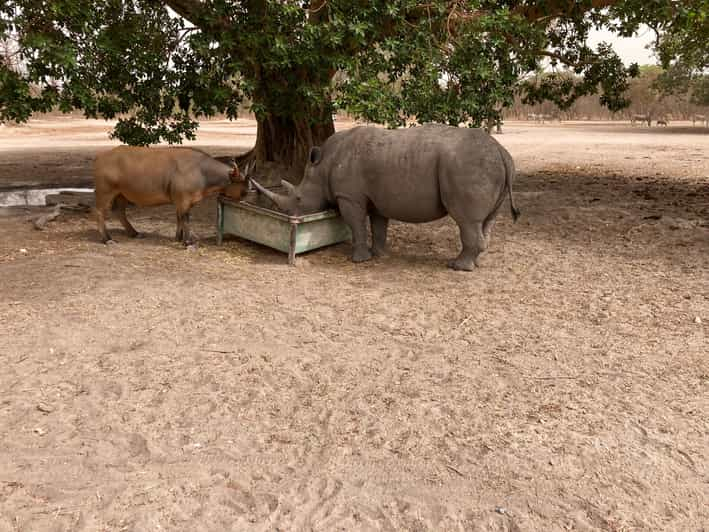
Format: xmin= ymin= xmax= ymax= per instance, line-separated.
xmin=0 ymin=119 xmax=708 ymax=531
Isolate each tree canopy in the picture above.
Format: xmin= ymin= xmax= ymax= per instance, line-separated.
xmin=651 ymin=0 xmax=709 ymax=107
xmin=1 ymin=1 xmax=706 ymax=175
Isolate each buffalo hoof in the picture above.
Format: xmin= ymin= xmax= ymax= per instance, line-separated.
xmin=104 ymin=239 xmax=117 ymax=246
xmin=447 ymin=258 xmax=475 ymax=271
xmin=352 ymin=247 xmax=372 ymax=263
xmin=129 ymin=232 xmax=146 ymax=239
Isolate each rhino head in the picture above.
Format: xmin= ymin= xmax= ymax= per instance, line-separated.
xmin=250 ymin=147 xmax=329 ymax=215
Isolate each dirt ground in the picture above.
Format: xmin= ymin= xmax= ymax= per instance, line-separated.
xmin=0 ymin=119 xmax=708 ymax=531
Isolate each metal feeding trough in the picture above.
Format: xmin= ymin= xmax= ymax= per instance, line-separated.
xmin=216 ymin=186 xmax=351 ymax=264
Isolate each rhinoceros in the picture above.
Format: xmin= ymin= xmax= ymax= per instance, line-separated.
xmin=252 ymin=124 xmax=519 ymax=270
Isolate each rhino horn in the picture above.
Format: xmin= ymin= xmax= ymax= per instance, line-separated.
xmin=280 ymin=180 xmax=297 ymax=195
xmin=251 ymin=178 xmax=293 ymax=211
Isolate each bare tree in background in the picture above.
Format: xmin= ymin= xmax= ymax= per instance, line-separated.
xmin=1 ymin=35 xmax=20 ymax=71
xmin=507 ymin=67 xmax=708 ymax=122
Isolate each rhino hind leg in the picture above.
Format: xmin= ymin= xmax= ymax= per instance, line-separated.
xmin=337 ymin=198 xmax=371 ymax=263
xmin=482 ymin=218 xmax=496 ymax=249
xmin=448 ymin=222 xmax=486 ymax=271
xmin=370 ymin=212 xmax=389 ymax=256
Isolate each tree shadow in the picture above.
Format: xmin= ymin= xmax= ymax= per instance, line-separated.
xmin=507 ymin=169 xmax=709 ymax=265
xmin=65 ymin=171 xmax=707 ymax=271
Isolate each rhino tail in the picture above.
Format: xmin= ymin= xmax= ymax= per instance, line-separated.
xmin=500 ymin=147 xmax=520 ymax=223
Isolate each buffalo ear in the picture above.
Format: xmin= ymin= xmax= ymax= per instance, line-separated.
xmin=309 ymin=146 xmax=322 ymax=165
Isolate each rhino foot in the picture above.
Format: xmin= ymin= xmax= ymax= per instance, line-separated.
xmin=352 ymin=246 xmax=372 ymax=263
xmin=447 ymin=258 xmax=476 ymax=271
xmin=371 ymin=245 xmax=388 ymax=257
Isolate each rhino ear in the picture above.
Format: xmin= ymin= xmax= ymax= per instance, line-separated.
xmin=309 ymin=146 xmax=322 ymax=165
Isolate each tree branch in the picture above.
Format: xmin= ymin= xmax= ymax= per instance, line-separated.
xmin=307 ymin=0 xmax=329 ymax=15
xmin=164 ymin=0 xmax=229 ymax=33
xmin=164 ymin=0 xmax=204 ymax=26
xmin=538 ymin=50 xmax=599 ymax=68
xmin=513 ymin=0 xmax=619 ymax=23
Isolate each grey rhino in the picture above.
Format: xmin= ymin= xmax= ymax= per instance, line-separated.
xmin=252 ymin=124 xmax=520 ymax=270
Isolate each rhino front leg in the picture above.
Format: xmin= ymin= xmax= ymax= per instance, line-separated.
xmin=370 ymin=212 xmax=389 ymax=256
xmin=337 ymin=198 xmax=371 ymax=263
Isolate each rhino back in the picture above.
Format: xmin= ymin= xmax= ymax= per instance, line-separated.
xmin=323 ymin=125 xmax=505 ymax=223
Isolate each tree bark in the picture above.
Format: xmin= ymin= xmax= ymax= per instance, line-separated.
xmin=238 ymin=107 xmax=335 ymax=186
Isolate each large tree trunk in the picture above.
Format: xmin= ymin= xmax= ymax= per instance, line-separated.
xmin=235 ymin=102 xmax=335 ymax=186
xmin=170 ymin=0 xmax=336 ymax=185
xmin=251 ymin=111 xmax=334 ymax=185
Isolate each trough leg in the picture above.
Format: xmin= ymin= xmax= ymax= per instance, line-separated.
xmin=288 ymin=224 xmax=297 ymax=266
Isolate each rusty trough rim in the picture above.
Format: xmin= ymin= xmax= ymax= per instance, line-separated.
xmin=218 ymin=194 xmax=341 ymax=225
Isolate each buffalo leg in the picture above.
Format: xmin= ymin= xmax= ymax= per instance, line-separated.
xmin=448 ymin=222 xmax=486 ymax=271
xmin=113 ymin=195 xmax=141 ymax=238
xmin=337 ymin=198 xmax=371 ymax=263
xmin=175 ymin=212 xmax=184 ymax=242
xmin=176 ymin=209 xmax=195 ymax=246
xmin=94 ymin=188 xmax=119 ymax=244
xmin=370 ymin=212 xmax=389 ymax=256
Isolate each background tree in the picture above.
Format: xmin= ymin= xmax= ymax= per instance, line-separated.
xmin=1 ymin=1 xmax=706 ymax=182
xmin=647 ymin=0 xmax=709 ymax=108
xmin=507 ymin=65 xmax=707 ymax=121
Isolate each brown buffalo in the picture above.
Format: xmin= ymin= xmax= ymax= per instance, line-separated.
xmin=94 ymin=146 xmax=249 ymax=246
